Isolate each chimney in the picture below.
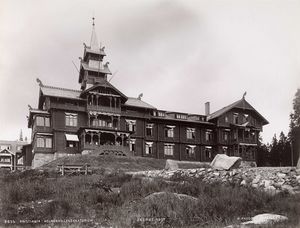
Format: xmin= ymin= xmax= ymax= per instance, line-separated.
xmin=205 ymin=102 xmax=210 ymax=116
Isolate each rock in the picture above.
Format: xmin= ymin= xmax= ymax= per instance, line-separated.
xmin=213 ymin=172 xmax=220 ymax=177
xmin=277 ymin=173 xmax=286 ymax=178
xmin=264 ymin=186 xmax=277 ymax=195
xmin=210 ymin=154 xmax=242 ymax=170
xmin=281 ymin=185 xmax=295 ymax=194
xmin=242 ymin=213 xmax=288 ymax=225
xmin=264 ymin=180 xmax=273 ymax=188
xmin=144 ymin=192 xmax=198 ymax=202
xmin=165 ymin=159 xmax=179 ymax=171
xmin=240 ymin=180 xmax=247 ymax=186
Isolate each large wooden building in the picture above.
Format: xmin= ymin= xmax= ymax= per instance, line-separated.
xmin=27 ymin=22 xmax=269 ymax=168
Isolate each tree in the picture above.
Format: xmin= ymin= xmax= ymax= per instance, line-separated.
xmin=270 ymin=134 xmax=279 ymax=166
xmin=289 ymin=89 xmax=300 ymax=166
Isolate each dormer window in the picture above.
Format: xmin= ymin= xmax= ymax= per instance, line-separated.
xmin=176 ymin=114 xmax=187 ymax=119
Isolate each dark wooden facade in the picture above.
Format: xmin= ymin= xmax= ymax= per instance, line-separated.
xmin=27 ymin=25 xmax=269 ymax=168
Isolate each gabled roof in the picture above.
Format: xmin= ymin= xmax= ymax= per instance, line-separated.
xmin=124 ymin=97 xmax=156 ymax=110
xmin=208 ymin=98 xmax=269 ymax=125
xmin=0 ymin=148 xmax=15 ymax=156
xmin=40 ymin=85 xmax=82 ymax=100
xmin=81 ymin=80 xmax=128 ymax=101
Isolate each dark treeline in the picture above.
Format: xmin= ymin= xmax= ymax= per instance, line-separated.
xmin=257 ymin=89 xmax=300 ymax=167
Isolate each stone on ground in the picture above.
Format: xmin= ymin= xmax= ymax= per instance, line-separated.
xmin=165 ymin=159 xmax=179 ymax=171
xmin=242 ymin=213 xmax=288 ymax=225
xmin=210 ymin=154 xmax=242 ymax=170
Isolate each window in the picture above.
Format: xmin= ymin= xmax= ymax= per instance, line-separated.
xmin=245 ymin=128 xmax=250 ymax=139
xmin=223 ymin=146 xmax=228 ymax=155
xmin=65 ymin=134 xmax=79 ymax=148
xmin=129 ymin=139 xmax=136 ymax=152
xmin=244 ymin=114 xmax=249 ymax=122
xmin=126 ymin=120 xmax=136 ymax=132
xmin=36 ymin=116 xmax=50 ymax=127
xmin=145 ymin=142 xmax=153 ymax=154
xmin=186 ymin=128 xmax=195 ymax=139
xmin=225 ymin=116 xmax=229 ymax=123
xmin=165 ymin=126 xmax=175 ymax=138
xmin=223 ymin=130 xmax=230 ymax=141
xmin=205 ymin=130 xmax=213 ymax=142
xmin=65 ymin=113 xmax=78 ymax=127
xmin=36 ymin=137 xmax=52 ymax=148
xmin=186 ymin=145 xmax=196 ymax=157
xmin=146 ymin=124 xmax=153 ymax=136
xmin=233 ymin=113 xmax=239 ymax=124
xmin=164 ymin=144 xmax=174 ymax=156
xmin=176 ymin=114 xmax=187 ymax=119
xmin=88 ymin=60 xmax=103 ymax=69
xmin=205 ymin=146 xmax=212 ymax=159
xmin=158 ymin=111 xmax=166 ymax=117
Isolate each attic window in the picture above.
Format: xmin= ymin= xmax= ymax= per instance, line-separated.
xmin=176 ymin=114 xmax=187 ymax=119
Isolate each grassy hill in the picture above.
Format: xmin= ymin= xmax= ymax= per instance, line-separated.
xmin=42 ymin=154 xmax=167 ymax=173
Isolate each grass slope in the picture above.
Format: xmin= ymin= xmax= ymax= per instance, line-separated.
xmin=42 ymin=155 xmax=167 ymax=173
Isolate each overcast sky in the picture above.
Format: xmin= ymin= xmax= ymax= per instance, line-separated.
xmin=0 ymin=0 xmax=299 ymax=144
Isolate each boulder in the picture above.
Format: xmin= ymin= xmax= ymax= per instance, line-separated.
xmin=210 ymin=154 xmax=242 ymax=170
xmin=242 ymin=213 xmax=288 ymax=225
xmin=165 ymin=159 xmax=179 ymax=171
xmin=144 ymin=191 xmax=198 ymax=202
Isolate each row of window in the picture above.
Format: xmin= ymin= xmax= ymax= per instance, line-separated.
xmin=129 ymin=140 xmax=213 ymax=158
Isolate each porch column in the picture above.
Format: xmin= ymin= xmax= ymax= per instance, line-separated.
xmin=109 ymin=97 xmax=112 ymax=108
xmin=114 ymin=97 xmax=117 ymax=109
xmin=98 ymin=132 xmax=101 ymax=145
xmin=90 ymin=133 xmax=94 ymax=145
xmin=83 ymin=131 xmax=86 ymax=147
xmin=111 ymin=116 xmax=114 ymax=128
xmin=121 ymin=134 xmax=124 ymax=147
xmin=118 ymin=116 xmax=120 ymax=129
xmin=88 ymin=113 xmax=90 ymax=127
xmin=91 ymin=95 xmax=94 ymax=106
xmin=96 ymin=95 xmax=99 ymax=106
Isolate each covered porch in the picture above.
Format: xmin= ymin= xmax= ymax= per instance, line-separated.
xmin=79 ymin=128 xmax=131 ymax=151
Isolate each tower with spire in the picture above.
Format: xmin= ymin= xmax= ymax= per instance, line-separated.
xmin=78 ymin=18 xmax=112 ymax=90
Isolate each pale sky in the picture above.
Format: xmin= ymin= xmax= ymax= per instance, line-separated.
xmin=0 ymin=0 xmax=299 ymax=144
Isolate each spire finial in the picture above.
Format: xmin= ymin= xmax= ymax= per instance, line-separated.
xmin=90 ymin=17 xmax=99 ymax=50
xmin=243 ymin=91 xmax=247 ymax=99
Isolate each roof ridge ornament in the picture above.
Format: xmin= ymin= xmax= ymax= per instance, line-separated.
xmin=138 ymin=93 xmax=143 ymax=100
xmin=243 ymin=91 xmax=247 ymax=100
xmin=36 ymin=78 xmax=44 ymax=87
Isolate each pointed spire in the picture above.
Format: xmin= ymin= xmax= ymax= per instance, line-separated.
xmin=90 ymin=17 xmax=99 ymax=50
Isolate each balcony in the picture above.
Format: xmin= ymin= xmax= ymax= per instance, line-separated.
xmin=87 ymin=105 xmax=121 ymax=114
xmin=231 ymin=137 xmax=257 ymax=145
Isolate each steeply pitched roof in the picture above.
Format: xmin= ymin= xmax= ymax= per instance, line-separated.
xmin=125 ymin=97 xmax=156 ymax=109
xmin=40 ymin=85 xmax=82 ymax=100
xmin=208 ymin=98 xmax=269 ymax=125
